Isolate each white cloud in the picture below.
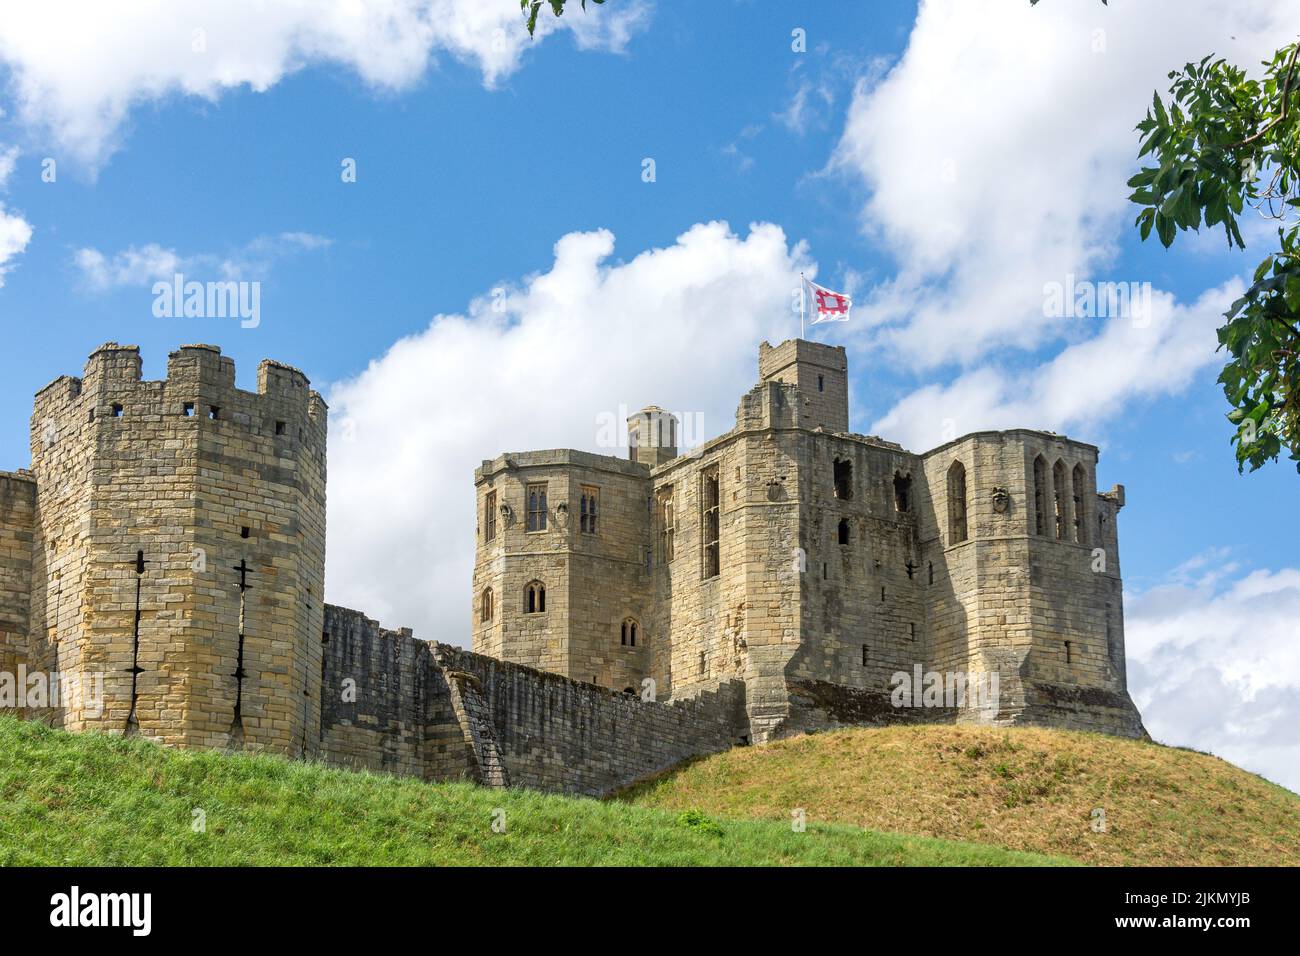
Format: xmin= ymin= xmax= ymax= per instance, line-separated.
xmin=1127 ymin=557 xmax=1300 ymax=793
xmin=73 ymin=232 xmax=331 ymax=291
xmin=0 ymin=0 xmax=649 ymax=170
xmin=0 ymin=145 xmax=18 ymax=185
xmin=0 ymin=145 xmax=32 ymax=288
xmin=775 ymin=78 xmax=833 ymax=135
xmin=869 ymin=279 xmax=1242 ymax=450
xmin=832 ymin=0 xmax=1300 ymax=368
xmin=324 ymin=220 xmax=809 ymax=643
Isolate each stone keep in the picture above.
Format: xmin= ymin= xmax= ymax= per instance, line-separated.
xmin=473 ymin=338 xmax=1146 ymax=741
xmin=1 ymin=343 xmax=327 ymax=753
xmin=0 ymin=339 xmax=1144 ymax=801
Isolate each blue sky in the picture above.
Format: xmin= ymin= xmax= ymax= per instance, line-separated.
xmin=0 ymin=0 xmax=1295 ymax=788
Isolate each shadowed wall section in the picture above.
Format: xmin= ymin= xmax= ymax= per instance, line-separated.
xmin=320 ymin=605 xmax=748 ymax=797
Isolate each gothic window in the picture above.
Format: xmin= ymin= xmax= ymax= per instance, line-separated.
xmin=525 ymin=581 xmax=546 ymax=614
xmin=1072 ymin=464 xmax=1087 ymax=545
xmin=893 ymin=472 xmax=911 ymax=512
xmin=628 ymin=427 xmax=639 ymax=462
xmin=480 ymin=587 xmax=493 ymax=623
xmin=833 ymin=458 xmax=853 ymax=500
xmin=526 ymin=483 xmax=548 ymax=532
xmin=838 ymin=518 xmax=850 ymax=546
xmin=1032 ymin=455 xmax=1048 ymax=536
xmin=580 ymin=485 xmax=599 ymax=534
xmin=658 ymin=487 xmax=675 ymax=563
xmin=702 ymin=466 xmax=720 ymax=579
xmin=1053 ymin=460 xmax=1068 ymax=539
xmin=621 ymin=618 xmax=639 ymax=647
xmin=947 ymin=460 xmax=968 ymax=544
xmin=484 ymin=490 xmax=497 ymax=542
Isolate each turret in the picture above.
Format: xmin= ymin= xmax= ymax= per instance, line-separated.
xmin=627 ymin=405 xmax=678 ymax=468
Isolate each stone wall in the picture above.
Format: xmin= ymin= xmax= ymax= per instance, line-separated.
xmin=322 ymin=604 xmax=748 ymax=797
xmin=0 ymin=471 xmax=35 ymax=696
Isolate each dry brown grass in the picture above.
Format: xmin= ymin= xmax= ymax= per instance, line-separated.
xmin=620 ymin=725 xmax=1300 ymax=866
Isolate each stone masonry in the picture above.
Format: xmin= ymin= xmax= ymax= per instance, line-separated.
xmin=0 ymin=340 xmax=1143 ymax=801
xmin=474 ymin=338 xmax=1147 ymax=744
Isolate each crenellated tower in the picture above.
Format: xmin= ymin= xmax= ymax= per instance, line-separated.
xmin=20 ymin=343 xmax=327 ymax=754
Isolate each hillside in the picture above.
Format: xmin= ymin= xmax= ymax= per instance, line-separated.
xmin=0 ymin=717 xmax=1063 ymax=866
xmin=620 ymin=724 xmax=1300 ymax=867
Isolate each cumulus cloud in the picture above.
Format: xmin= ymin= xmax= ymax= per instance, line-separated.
xmin=74 ymin=232 xmax=331 ymax=291
xmin=1126 ymin=557 xmax=1300 ymax=793
xmin=870 ymin=279 xmax=1242 ymax=450
xmin=324 ymin=221 xmax=809 ymax=642
xmin=832 ymin=0 xmax=1300 ymax=367
xmin=0 ymin=0 xmax=650 ymax=170
xmin=0 ymin=145 xmax=32 ymax=289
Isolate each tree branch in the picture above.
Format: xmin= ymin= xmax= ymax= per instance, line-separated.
xmin=1228 ymin=39 xmax=1300 ymax=150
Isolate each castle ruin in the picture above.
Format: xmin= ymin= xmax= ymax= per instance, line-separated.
xmin=0 ymin=341 xmax=1144 ymax=798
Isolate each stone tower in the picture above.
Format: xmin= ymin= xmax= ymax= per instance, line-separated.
xmin=627 ymin=406 xmax=679 ymax=468
xmin=15 ymin=343 xmax=328 ymax=754
xmin=758 ymin=339 xmax=849 ymax=433
xmin=476 ymin=338 xmax=1145 ymax=742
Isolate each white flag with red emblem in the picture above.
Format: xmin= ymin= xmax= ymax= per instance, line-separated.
xmin=805 ymin=276 xmax=852 ymax=324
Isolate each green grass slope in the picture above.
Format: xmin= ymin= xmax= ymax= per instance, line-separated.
xmin=0 ymin=717 xmax=1064 ymax=866
xmin=621 ymin=725 xmax=1300 ymax=867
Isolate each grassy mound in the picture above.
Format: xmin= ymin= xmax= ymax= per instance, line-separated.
xmin=620 ymin=724 xmax=1300 ymax=866
xmin=0 ymin=717 xmax=1062 ymax=866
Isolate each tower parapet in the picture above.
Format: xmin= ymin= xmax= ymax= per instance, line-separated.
xmin=758 ymin=339 xmax=849 ymax=433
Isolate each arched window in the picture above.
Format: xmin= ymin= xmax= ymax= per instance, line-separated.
xmin=620 ymin=618 xmax=639 ymax=647
xmin=1053 ymin=460 xmax=1068 ymax=539
xmin=480 ymin=587 xmax=493 ymax=623
xmin=628 ymin=427 xmax=639 ymax=462
xmin=1032 ymin=455 xmax=1048 ymax=536
xmin=893 ymin=472 xmax=911 ymax=512
xmin=838 ymin=518 xmax=850 ymax=546
xmin=526 ymin=483 xmax=548 ymax=532
xmin=947 ymin=460 xmax=968 ymax=544
xmin=525 ymin=581 xmax=546 ymax=614
xmin=1072 ymin=464 xmax=1087 ymax=544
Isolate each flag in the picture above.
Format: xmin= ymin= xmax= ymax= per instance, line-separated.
xmin=805 ymin=277 xmax=851 ymax=324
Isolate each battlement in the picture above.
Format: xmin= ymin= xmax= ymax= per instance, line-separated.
xmin=31 ymin=344 xmax=327 ymax=455
xmin=757 ymin=339 xmax=849 ymax=433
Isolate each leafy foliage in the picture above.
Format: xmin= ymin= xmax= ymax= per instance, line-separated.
xmin=1036 ymin=1 xmax=1300 ymax=473
xmin=521 ymin=0 xmax=605 ymax=37
xmin=1128 ymin=42 xmax=1300 ymax=472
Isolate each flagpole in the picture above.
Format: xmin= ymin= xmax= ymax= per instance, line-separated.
xmin=799 ymin=272 xmax=805 ymax=339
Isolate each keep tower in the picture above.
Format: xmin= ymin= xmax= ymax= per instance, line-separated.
xmin=23 ymin=343 xmax=328 ymax=754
